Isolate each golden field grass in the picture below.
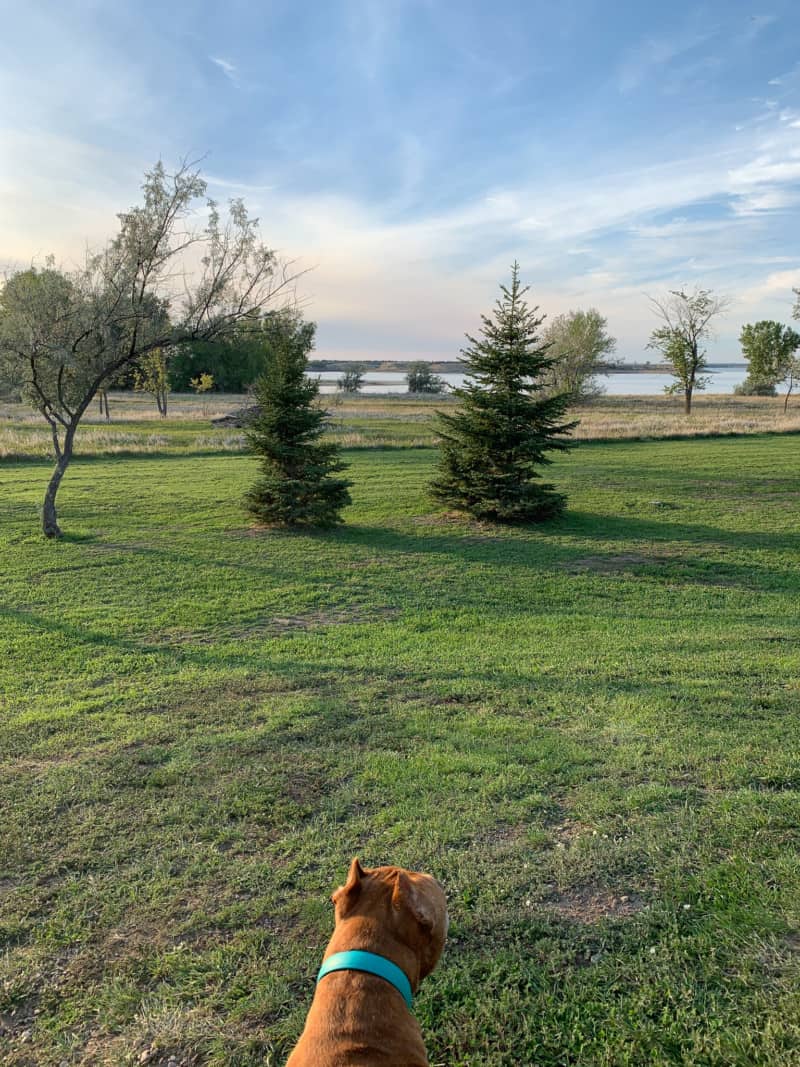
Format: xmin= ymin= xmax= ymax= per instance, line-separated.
xmin=1 ymin=391 xmax=799 ymax=459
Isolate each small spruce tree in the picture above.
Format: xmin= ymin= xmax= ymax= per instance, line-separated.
xmin=430 ymin=263 xmax=576 ymax=522
xmin=244 ymin=311 xmax=351 ymax=526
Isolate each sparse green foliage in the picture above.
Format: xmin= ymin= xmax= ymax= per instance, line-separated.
xmin=738 ymin=320 xmax=800 ymax=410
xmin=133 ymin=346 xmax=171 ymax=416
xmin=190 ymin=371 xmax=215 ymax=394
xmin=648 ymin=287 xmax=728 ymax=414
xmin=406 ymin=361 xmax=446 ymax=394
xmin=244 ymin=312 xmax=351 ymax=526
xmin=337 ymin=364 xmax=365 ymax=393
xmin=431 ymin=262 xmax=576 ymax=522
xmin=544 ymin=308 xmax=615 ymax=400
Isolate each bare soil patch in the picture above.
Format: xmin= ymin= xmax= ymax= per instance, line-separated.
xmin=564 ymin=553 xmax=674 ymax=574
xmin=550 ymin=817 xmax=596 ymax=844
xmin=547 ymin=887 xmax=646 ymax=924
xmin=155 ymin=605 xmax=399 ymax=646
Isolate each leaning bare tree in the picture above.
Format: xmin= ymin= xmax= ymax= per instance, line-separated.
xmin=0 ymin=161 xmax=299 ymax=537
xmin=647 ymin=287 xmax=729 ymax=414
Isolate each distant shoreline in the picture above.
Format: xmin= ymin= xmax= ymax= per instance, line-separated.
xmin=307 ymin=360 xmax=747 ymax=375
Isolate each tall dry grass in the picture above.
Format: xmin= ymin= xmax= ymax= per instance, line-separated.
xmin=570 ymin=394 xmax=800 ymax=440
xmin=2 ymin=391 xmax=799 ymax=460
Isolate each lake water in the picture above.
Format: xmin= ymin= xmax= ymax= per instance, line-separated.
xmin=311 ymin=368 xmax=749 ymax=396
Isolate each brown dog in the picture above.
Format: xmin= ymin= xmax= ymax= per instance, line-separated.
xmin=286 ymin=859 xmax=448 ymax=1067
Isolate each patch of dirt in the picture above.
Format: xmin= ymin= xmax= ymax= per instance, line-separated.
xmin=134 ymin=1047 xmax=200 ymax=1066
xmin=345 ymin=557 xmax=394 ymax=568
xmin=0 ymin=876 xmax=19 ymax=901
xmin=240 ymin=605 xmax=399 ymax=636
xmin=564 ymin=553 xmax=673 ymax=574
xmin=2 ymin=750 xmax=85 ymax=775
xmin=547 ymin=887 xmax=646 ymax=924
xmin=474 ymin=824 xmax=527 ymax=852
xmin=412 ymin=511 xmax=502 ymax=538
xmin=281 ymin=765 xmax=343 ymax=806
xmin=431 ymin=693 xmax=479 ymax=707
xmin=550 ymin=818 xmax=595 ymax=845
xmin=757 ymin=931 xmax=800 ymax=977
xmin=748 ymin=776 xmax=799 ymax=793
xmin=155 ymin=605 xmax=399 ymax=645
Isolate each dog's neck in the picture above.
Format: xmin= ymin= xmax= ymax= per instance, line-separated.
xmin=324 ymin=915 xmax=422 ymax=994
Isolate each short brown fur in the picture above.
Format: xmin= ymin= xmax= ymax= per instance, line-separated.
xmin=286 ymin=859 xmax=448 ymax=1067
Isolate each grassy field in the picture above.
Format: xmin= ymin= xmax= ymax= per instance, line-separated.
xmin=3 ymin=391 xmax=800 ymax=458
xmin=1 ymin=403 xmax=800 ymax=1065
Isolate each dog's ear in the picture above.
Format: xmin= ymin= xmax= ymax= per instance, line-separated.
xmin=392 ymin=871 xmax=435 ymax=930
xmin=331 ymin=857 xmax=365 ymax=906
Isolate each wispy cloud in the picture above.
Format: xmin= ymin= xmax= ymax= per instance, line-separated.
xmin=209 ymin=56 xmax=238 ymax=84
xmin=2 ymin=0 xmax=799 ymax=362
xmin=768 ymin=62 xmax=800 ymax=88
xmin=616 ymin=28 xmax=716 ymax=93
xmin=205 ymin=174 xmax=274 ymax=194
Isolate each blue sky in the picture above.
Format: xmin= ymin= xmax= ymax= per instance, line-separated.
xmin=2 ymin=0 xmax=799 ymax=361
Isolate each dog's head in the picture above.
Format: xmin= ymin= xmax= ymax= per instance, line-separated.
xmin=331 ymin=858 xmax=448 ymax=979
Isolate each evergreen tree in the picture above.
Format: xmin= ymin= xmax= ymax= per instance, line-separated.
xmin=244 ymin=311 xmax=351 ymax=526
xmin=430 ymin=263 xmax=576 ymax=522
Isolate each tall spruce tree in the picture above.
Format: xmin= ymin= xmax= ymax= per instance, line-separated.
xmin=431 ymin=263 xmax=576 ymax=521
xmin=244 ymin=311 xmax=351 ymax=526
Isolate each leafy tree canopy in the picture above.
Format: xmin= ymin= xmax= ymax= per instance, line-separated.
xmin=543 ymin=308 xmax=615 ymax=400
xmin=739 ymin=320 xmax=800 ymax=385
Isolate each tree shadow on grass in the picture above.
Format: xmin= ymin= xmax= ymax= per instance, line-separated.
xmin=315 ymin=515 xmax=800 ymax=581
xmin=0 ymin=449 xmax=245 ymax=470
xmin=58 ymin=531 xmax=101 ymax=544
xmin=21 ymin=515 xmax=796 ymax=597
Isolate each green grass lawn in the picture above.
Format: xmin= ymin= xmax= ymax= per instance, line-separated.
xmin=1 ymin=432 xmax=800 ymax=1065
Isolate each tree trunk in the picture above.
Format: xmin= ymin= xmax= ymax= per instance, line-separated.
xmin=157 ymin=389 xmax=168 ymax=417
xmin=102 ymin=390 xmax=110 ymax=421
xmin=42 ymin=429 xmax=75 ymax=539
xmin=684 ymin=385 xmax=693 ymax=414
xmin=784 ymin=377 xmax=793 ymax=412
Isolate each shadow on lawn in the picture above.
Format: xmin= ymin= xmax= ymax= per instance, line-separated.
xmin=318 ymin=515 xmax=800 ymax=583
xmin=2 ymin=508 xmax=798 ymax=672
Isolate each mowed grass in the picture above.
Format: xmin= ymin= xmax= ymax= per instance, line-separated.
xmin=1 ymin=431 xmax=800 ymax=1065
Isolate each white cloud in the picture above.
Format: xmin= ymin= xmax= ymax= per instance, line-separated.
xmin=209 ymin=56 xmax=237 ymax=83
xmin=768 ymin=62 xmax=800 ymax=88
xmin=734 ymin=268 xmax=800 ymax=312
xmin=731 ymin=188 xmax=800 ymax=215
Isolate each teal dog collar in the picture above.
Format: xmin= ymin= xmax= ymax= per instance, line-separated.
xmin=317 ymin=950 xmax=414 ymax=1010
